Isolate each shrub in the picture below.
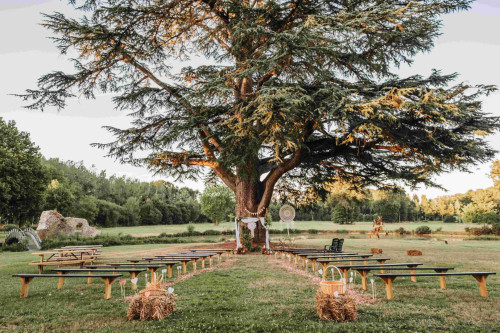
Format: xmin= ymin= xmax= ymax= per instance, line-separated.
xmin=435 ymin=227 xmax=443 ymax=232
xmin=359 ymin=230 xmax=366 ymax=235
xmin=443 ymin=215 xmax=456 ymax=223
xmin=251 ymin=246 xmax=262 ymax=252
xmin=337 ymin=229 xmax=348 ymax=234
xmin=308 ymin=229 xmax=319 ymax=234
xmin=2 ymin=239 xmax=27 ymax=252
xmin=203 ymin=229 xmax=222 ymax=236
xmin=415 ymin=226 xmax=431 ymax=235
xmin=187 ymin=223 xmax=195 ymax=233
xmin=395 ymin=227 xmax=407 ymax=235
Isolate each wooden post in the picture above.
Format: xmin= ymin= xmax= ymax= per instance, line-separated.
xmin=201 ymin=258 xmax=205 ymax=269
xmin=38 ymin=265 xmax=43 ymax=274
xmin=438 ymin=275 xmax=446 ymax=290
xmin=217 ymin=253 xmax=222 ymax=263
xmin=312 ymin=260 xmax=317 ymax=273
xmin=182 ymin=261 xmax=187 ymax=274
xmin=88 ymin=271 xmax=93 ymax=284
xmin=341 ymin=268 xmax=349 ymax=282
xmin=130 ymin=272 xmax=138 ymax=290
xmin=19 ymin=277 xmax=33 ymax=298
xmin=193 ymin=259 xmax=197 ymax=271
xmin=209 ymin=256 xmax=212 ymax=266
xmin=57 ymin=272 xmax=65 ymax=289
xmin=473 ymin=275 xmax=488 ymax=297
xmin=167 ymin=265 xmax=173 ymax=278
xmin=381 ymin=277 xmax=396 ymax=300
xmin=379 ymin=260 xmax=387 ymax=264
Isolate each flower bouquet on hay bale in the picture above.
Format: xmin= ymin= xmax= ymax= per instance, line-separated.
xmin=316 ymin=265 xmax=357 ymax=322
xmin=127 ymin=273 xmax=176 ymax=321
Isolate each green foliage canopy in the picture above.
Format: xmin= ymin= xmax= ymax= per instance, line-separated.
xmin=200 ymin=185 xmax=235 ymax=224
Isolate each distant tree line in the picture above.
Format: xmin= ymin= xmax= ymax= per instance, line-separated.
xmin=0 ymin=118 xmax=205 ymax=227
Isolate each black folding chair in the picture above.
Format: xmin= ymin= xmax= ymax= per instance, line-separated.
xmin=336 ymin=239 xmax=344 ymax=253
xmin=324 ymin=238 xmax=339 ymax=253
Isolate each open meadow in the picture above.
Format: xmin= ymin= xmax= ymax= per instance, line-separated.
xmin=1 ymin=235 xmax=498 ymax=332
xmin=98 ymin=221 xmax=468 ymax=238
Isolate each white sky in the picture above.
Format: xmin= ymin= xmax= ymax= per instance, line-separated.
xmin=0 ymin=0 xmax=499 ymax=198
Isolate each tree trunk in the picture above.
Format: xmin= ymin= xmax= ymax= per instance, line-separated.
xmin=234 ymin=179 xmax=268 ymax=245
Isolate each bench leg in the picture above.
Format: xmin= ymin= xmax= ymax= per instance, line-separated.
xmin=167 ymin=265 xmax=172 ymax=278
xmin=410 ymin=269 xmax=417 ymax=283
xmin=102 ymin=277 xmax=117 ymax=300
xmin=57 ymin=272 xmax=65 ymax=290
xmin=312 ymin=260 xmax=316 ymax=273
xmin=381 ymin=277 xmax=396 ymax=300
xmin=218 ymin=253 xmax=222 ymax=263
xmin=322 ymin=263 xmax=327 ymax=278
xmin=38 ymin=265 xmax=43 ymax=274
xmin=227 ymin=251 xmax=230 ymax=259
xmin=182 ymin=262 xmax=187 ymax=274
xmin=360 ymin=271 xmax=368 ymax=291
xmin=201 ymin=258 xmax=205 ymax=269
xmin=19 ymin=277 xmax=33 ymax=298
xmin=209 ymin=256 xmax=212 ymax=266
xmin=438 ymin=275 xmax=447 ymax=290
xmin=193 ymin=260 xmax=197 ymax=271
xmin=130 ymin=272 xmax=138 ymax=290
xmin=473 ymin=275 xmax=489 ymax=297
xmin=341 ymin=268 xmax=349 ymax=282
xmin=88 ymin=271 xmax=93 ymax=284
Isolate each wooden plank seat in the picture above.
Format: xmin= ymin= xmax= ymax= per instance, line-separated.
xmin=107 ymin=262 xmax=177 ymax=278
xmin=314 ymin=258 xmax=391 ymax=272
xmin=150 ymin=256 xmax=203 ymax=270
xmin=136 ymin=258 xmax=193 ymax=274
xmin=300 ymin=254 xmax=372 ymax=269
xmin=52 ymin=268 xmax=145 ymax=289
xmin=189 ymin=249 xmax=233 ymax=259
xmin=347 ymin=266 xmax=454 ymax=290
xmin=12 ymin=273 xmax=122 ymax=299
xmin=331 ymin=263 xmax=423 ymax=280
xmin=373 ymin=272 xmax=497 ymax=299
xmin=157 ymin=253 xmax=214 ymax=268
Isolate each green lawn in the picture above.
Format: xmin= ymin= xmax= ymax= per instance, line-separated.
xmin=0 ymin=238 xmax=498 ymax=332
xmin=99 ymin=221 xmax=467 ymax=238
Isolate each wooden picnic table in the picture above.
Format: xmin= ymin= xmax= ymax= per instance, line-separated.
xmin=30 ymin=250 xmax=98 ymax=273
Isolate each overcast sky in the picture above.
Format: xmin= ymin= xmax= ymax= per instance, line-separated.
xmin=1 ymin=0 xmax=499 ymax=198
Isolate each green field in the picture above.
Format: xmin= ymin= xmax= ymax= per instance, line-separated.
xmin=99 ymin=221 xmax=467 ymax=238
xmin=1 ymin=237 xmax=499 ymax=332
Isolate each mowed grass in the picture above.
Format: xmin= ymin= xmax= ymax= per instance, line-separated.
xmin=99 ymin=220 xmax=467 ymax=237
xmin=0 ymin=238 xmax=499 ymax=332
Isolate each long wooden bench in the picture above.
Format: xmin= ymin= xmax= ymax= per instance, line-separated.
xmin=92 ymin=263 xmax=166 ymax=277
xmin=373 ymin=272 xmax=497 ymax=299
xmin=141 ymin=257 xmax=195 ymax=273
xmin=347 ymin=266 xmax=454 ymax=290
xmin=12 ymin=273 xmax=122 ymax=299
xmin=315 ymin=258 xmax=391 ymax=272
xmin=51 ymin=268 xmax=145 ymax=289
xmin=333 ymin=263 xmax=423 ymax=280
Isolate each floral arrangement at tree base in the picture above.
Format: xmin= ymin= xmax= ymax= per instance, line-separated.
xmin=315 ymin=289 xmax=357 ymax=322
xmin=127 ymin=276 xmax=175 ymax=321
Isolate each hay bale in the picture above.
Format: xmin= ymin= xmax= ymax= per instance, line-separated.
xmin=370 ymin=248 xmax=383 ymax=254
xmin=315 ymin=289 xmax=357 ymax=322
xmin=406 ymin=249 xmax=423 ymax=256
xmin=127 ymin=289 xmax=175 ymax=321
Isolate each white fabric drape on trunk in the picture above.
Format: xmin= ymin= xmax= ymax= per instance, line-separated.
xmin=235 ymin=217 xmax=269 ymax=249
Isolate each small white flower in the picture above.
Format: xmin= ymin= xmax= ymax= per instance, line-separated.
xmin=333 ymin=291 xmax=339 ymax=298
xmin=177 ymin=266 xmax=182 ymax=269
xmin=131 ymin=278 xmax=138 ymax=285
xmin=349 ymin=277 xmax=353 ymax=283
xmin=162 ymin=269 xmax=167 ymax=274
xmin=350 ymin=272 xmax=354 ymax=277
xmin=318 ymin=269 xmax=323 ymax=275
xmin=370 ymin=279 xmax=374 ymax=285
xmin=167 ymin=287 xmax=174 ymax=294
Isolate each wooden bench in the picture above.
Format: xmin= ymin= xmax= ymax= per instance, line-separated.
xmin=189 ymin=249 xmax=233 ymax=259
xmin=51 ymin=268 xmax=145 ymax=290
xmin=315 ymin=258 xmax=391 ymax=273
xmin=333 ymin=263 xmax=423 ymax=280
xmin=12 ymin=273 xmax=122 ymax=299
xmin=347 ymin=266 xmax=454 ymax=290
xmin=157 ymin=253 xmax=214 ymax=268
xmin=373 ymin=272 xmax=497 ymax=299
xmin=108 ymin=262 xmax=176 ymax=278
